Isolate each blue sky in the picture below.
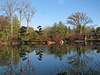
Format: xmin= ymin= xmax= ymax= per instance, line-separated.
xmin=27 ymin=0 xmax=100 ymax=30
xmin=1 ymin=0 xmax=100 ymax=30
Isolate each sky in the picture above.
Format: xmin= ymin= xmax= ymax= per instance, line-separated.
xmin=1 ymin=0 xmax=100 ymax=30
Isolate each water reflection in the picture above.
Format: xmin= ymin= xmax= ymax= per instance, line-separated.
xmin=0 ymin=43 xmax=100 ymax=75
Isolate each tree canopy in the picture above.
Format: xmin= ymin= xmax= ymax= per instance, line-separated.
xmin=67 ymin=12 xmax=93 ymax=35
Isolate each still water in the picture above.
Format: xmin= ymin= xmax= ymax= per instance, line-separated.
xmin=0 ymin=43 xmax=100 ymax=75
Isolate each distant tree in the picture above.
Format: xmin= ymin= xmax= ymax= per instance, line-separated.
xmin=58 ymin=21 xmax=66 ymax=37
xmin=67 ymin=26 xmax=71 ymax=34
xmin=28 ymin=27 xmax=35 ymax=38
xmin=1 ymin=0 xmax=18 ymax=36
xmin=17 ymin=0 xmax=31 ymax=28
xmin=53 ymin=23 xmax=58 ymax=32
xmin=67 ymin=12 xmax=93 ymax=36
xmin=3 ymin=26 xmax=10 ymax=40
xmin=0 ymin=15 xmax=5 ymax=31
xmin=25 ymin=7 xmax=35 ymax=34
xmin=12 ymin=15 xmax=20 ymax=37
xmin=42 ymin=26 xmax=51 ymax=39
xmin=96 ymin=27 xmax=100 ymax=33
xmin=37 ymin=25 xmax=43 ymax=36
xmin=52 ymin=33 xmax=62 ymax=42
xmin=19 ymin=26 xmax=27 ymax=37
xmin=0 ymin=15 xmax=10 ymax=31
xmin=53 ymin=21 xmax=68 ymax=38
xmin=58 ymin=21 xmax=64 ymax=30
xmin=29 ymin=27 xmax=34 ymax=33
xmin=84 ymin=27 xmax=95 ymax=34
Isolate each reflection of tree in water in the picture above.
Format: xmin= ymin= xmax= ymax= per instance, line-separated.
xmin=66 ymin=43 xmax=100 ymax=74
xmin=0 ymin=45 xmax=20 ymax=67
xmin=1 ymin=46 xmax=20 ymax=75
xmin=19 ymin=53 xmax=37 ymax=75
xmin=19 ymin=45 xmax=28 ymax=61
xmin=68 ymin=44 xmax=93 ymax=72
xmin=36 ymin=49 xmax=43 ymax=61
xmin=0 ymin=45 xmax=37 ymax=75
xmin=85 ymin=42 xmax=100 ymax=68
xmin=18 ymin=45 xmax=37 ymax=75
xmin=96 ymin=46 xmax=100 ymax=53
xmin=57 ymin=43 xmax=100 ymax=75
xmin=50 ymin=43 xmax=70 ymax=60
xmin=0 ymin=46 xmax=11 ymax=66
xmin=34 ymin=45 xmax=46 ymax=61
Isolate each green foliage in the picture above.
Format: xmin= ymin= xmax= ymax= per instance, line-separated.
xmin=3 ymin=26 xmax=10 ymax=39
xmin=36 ymin=25 xmax=43 ymax=36
xmin=30 ymin=32 xmax=35 ymax=36
xmin=13 ymin=15 xmax=20 ymax=36
xmin=52 ymin=21 xmax=69 ymax=38
xmin=0 ymin=32 xmax=6 ymax=38
xmin=67 ymin=26 xmax=71 ymax=35
xmin=96 ymin=27 xmax=100 ymax=33
xmin=53 ymin=23 xmax=58 ymax=32
xmin=19 ymin=26 xmax=27 ymax=37
xmin=0 ymin=15 xmax=10 ymax=31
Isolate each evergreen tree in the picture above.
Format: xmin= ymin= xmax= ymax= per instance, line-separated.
xmin=12 ymin=15 xmax=20 ymax=37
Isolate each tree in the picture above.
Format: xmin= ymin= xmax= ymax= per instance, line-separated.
xmin=1 ymin=0 xmax=18 ymax=36
xmin=17 ymin=0 xmax=30 ymax=28
xmin=96 ymin=27 xmax=100 ymax=33
xmin=67 ymin=12 xmax=93 ymax=36
xmin=67 ymin=26 xmax=71 ymax=34
xmin=52 ymin=33 xmax=62 ymax=42
xmin=25 ymin=7 xmax=35 ymax=34
xmin=53 ymin=21 xmax=68 ymax=38
xmin=0 ymin=15 xmax=5 ymax=31
xmin=37 ymin=25 xmax=43 ymax=36
xmin=0 ymin=15 xmax=10 ymax=31
xmin=19 ymin=26 xmax=27 ymax=37
xmin=28 ymin=27 xmax=35 ymax=38
xmin=58 ymin=21 xmax=66 ymax=37
xmin=3 ymin=26 xmax=10 ymax=40
xmin=28 ymin=27 xmax=34 ymax=33
xmin=42 ymin=26 xmax=51 ymax=39
xmin=12 ymin=15 xmax=20 ymax=37
xmin=53 ymin=23 xmax=58 ymax=32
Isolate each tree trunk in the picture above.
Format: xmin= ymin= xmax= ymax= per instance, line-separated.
xmin=27 ymin=21 xmax=29 ymax=34
xmin=6 ymin=29 xmax=8 ymax=40
xmin=20 ymin=12 xmax=21 ymax=28
xmin=11 ymin=50 xmax=13 ymax=73
xmin=83 ymin=26 xmax=85 ymax=39
xmin=20 ymin=57 xmax=22 ymax=72
xmin=10 ymin=16 xmax=13 ymax=36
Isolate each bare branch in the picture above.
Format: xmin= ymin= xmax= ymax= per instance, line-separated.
xmin=0 ymin=0 xmax=18 ymax=36
xmin=25 ymin=7 xmax=35 ymax=34
xmin=17 ymin=0 xmax=31 ymax=28
xmin=67 ymin=12 xmax=93 ymax=35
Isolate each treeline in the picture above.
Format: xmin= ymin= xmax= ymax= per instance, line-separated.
xmin=18 ymin=21 xmax=99 ymax=43
xmin=0 ymin=13 xmax=100 ymax=44
xmin=41 ymin=21 xmax=99 ymax=42
xmin=0 ymin=0 xmax=100 ymax=44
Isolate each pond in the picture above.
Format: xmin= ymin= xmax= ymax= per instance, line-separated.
xmin=0 ymin=42 xmax=100 ymax=75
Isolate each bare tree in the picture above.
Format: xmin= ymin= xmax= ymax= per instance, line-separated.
xmin=1 ymin=0 xmax=18 ymax=36
xmin=67 ymin=12 xmax=93 ymax=35
xmin=17 ymin=0 xmax=31 ymax=28
xmin=25 ymin=7 xmax=35 ymax=34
